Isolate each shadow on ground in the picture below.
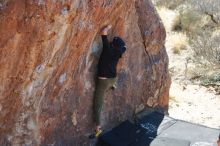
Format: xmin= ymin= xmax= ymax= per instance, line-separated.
xmin=94 ymin=109 xmax=219 ymax=146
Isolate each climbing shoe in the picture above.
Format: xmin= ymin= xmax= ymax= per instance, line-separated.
xmin=111 ymin=84 xmax=117 ymax=90
xmin=89 ymin=129 xmax=103 ymax=139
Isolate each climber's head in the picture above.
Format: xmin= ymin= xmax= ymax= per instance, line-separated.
xmin=112 ymin=36 xmax=126 ymax=50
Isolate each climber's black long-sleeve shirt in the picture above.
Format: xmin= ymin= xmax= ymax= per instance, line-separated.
xmin=97 ymin=35 xmax=126 ymax=78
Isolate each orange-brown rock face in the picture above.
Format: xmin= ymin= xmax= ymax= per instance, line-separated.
xmin=0 ymin=0 xmax=170 ymax=145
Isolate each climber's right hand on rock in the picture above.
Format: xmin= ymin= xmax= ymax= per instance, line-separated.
xmin=101 ymin=24 xmax=112 ymax=35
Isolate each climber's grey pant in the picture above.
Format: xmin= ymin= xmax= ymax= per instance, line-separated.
xmin=93 ymin=77 xmax=117 ymax=126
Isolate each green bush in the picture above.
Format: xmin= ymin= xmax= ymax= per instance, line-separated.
xmin=200 ymin=72 xmax=220 ymax=94
xmin=187 ymin=0 xmax=220 ymax=24
xmin=178 ymin=10 xmax=202 ymax=34
xmin=190 ymin=30 xmax=220 ymax=66
xmin=170 ymin=9 xmax=205 ymax=35
xmin=152 ymin=0 xmax=186 ymax=9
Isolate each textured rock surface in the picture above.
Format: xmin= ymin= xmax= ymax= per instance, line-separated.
xmin=0 ymin=0 xmax=170 ymax=145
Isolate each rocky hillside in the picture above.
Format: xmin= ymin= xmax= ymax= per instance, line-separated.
xmin=0 ymin=0 xmax=170 ymax=145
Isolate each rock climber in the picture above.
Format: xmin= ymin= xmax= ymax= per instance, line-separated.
xmin=90 ymin=24 xmax=126 ymax=138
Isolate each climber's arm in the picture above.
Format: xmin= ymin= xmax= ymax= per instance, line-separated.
xmin=101 ymin=35 xmax=110 ymax=49
xmin=101 ymin=25 xmax=112 ymax=49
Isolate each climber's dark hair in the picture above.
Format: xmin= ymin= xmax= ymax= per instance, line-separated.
xmin=112 ymin=36 xmax=125 ymax=49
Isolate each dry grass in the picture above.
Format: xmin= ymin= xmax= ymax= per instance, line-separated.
xmin=152 ymin=0 xmax=186 ymax=9
xmin=180 ymin=11 xmax=201 ymax=34
xmin=169 ymin=95 xmax=179 ymax=103
xmin=172 ymin=47 xmax=181 ymax=54
xmin=185 ymin=67 xmax=202 ymax=80
xmin=168 ymin=9 xmax=203 ymax=35
xmin=187 ymin=0 xmax=220 ymax=24
xmin=190 ymin=30 xmax=220 ymax=66
xmin=157 ymin=7 xmax=177 ymax=32
xmin=157 ymin=7 xmax=189 ymax=54
xmin=171 ymin=14 xmax=182 ymax=31
xmin=169 ymin=33 xmax=188 ymax=54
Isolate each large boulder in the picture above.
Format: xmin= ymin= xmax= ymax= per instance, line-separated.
xmin=0 ymin=0 xmax=170 ymax=145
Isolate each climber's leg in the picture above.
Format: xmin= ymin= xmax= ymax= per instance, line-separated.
xmin=92 ymin=77 xmax=116 ymax=137
xmin=93 ymin=78 xmax=109 ymax=127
